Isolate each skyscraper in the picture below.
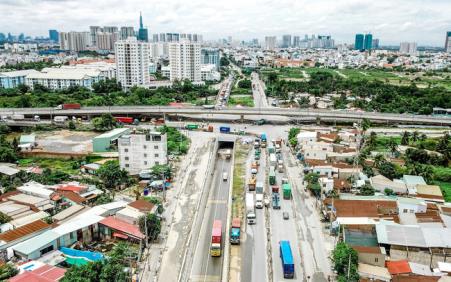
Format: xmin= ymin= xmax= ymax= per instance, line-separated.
xmin=265 ymin=36 xmax=276 ymax=50
xmin=364 ymin=34 xmax=373 ymax=50
xmin=96 ymin=32 xmax=119 ymax=51
xmin=90 ymin=26 xmax=102 ymax=47
xmin=446 ymin=31 xmax=451 ymax=53
xmin=120 ymin=27 xmax=135 ymax=40
xmin=282 ymin=35 xmax=292 ymax=48
xmin=49 ymin=30 xmax=59 ymax=43
xmin=355 ymin=34 xmax=364 ymax=50
xmin=169 ymin=40 xmax=201 ymax=82
xmin=138 ymin=12 xmax=149 ymax=42
xmin=399 ymin=42 xmax=417 ymax=55
xmin=372 ymin=39 xmax=380 ymax=49
xmin=201 ymin=48 xmax=220 ymax=70
xmin=59 ymin=31 xmax=90 ymax=52
xmin=115 ymin=37 xmax=150 ymax=89
xmin=293 ymin=36 xmax=300 ymax=47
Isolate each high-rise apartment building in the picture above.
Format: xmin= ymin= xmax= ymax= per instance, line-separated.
xmin=364 ymin=34 xmax=373 ymax=50
xmin=201 ymin=48 xmax=220 ymax=70
xmin=115 ymin=37 xmax=150 ymax=89
xmin=169 ymin=40 xmax=201 ymax=82
xmin=446 ymin=31 xmax=451 ymax=53
xmin=59 ymin=31 xmax=90 ymax=52
xmin=264 ymin=36 xmax=277 ymax=50
xmin=103 ymin=26 xmax=118 ymax=34
xmin=282 ymin=35 xmax=292 ymax=48
xmin=355 ymin=34 xmax=364 ymax=50
xmin=49 ymin=30 xmax=59 ymax=43
xmin=89 ymin=26 xmax=102 ymax=47
xmin=372 ymin=39 xmax=380 ymax=49
xmin=293 ymin=36 xmax=300 ymax=47
xmin=137 ymin=12 xmax=149 ymax=42
xmin=399 ymin=42 xmax=417 ymax=55
xmin=96 ymin=32 xmax=118 ymax=51
xmin=120 ymin=27 xmax=135 ymax=40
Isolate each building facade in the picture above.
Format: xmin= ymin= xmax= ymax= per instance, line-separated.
xmin=0 ymin=70 xmax=40 ymax=88
xmin=49 ymin=30 xmax=59 ymax=43
xmin=201 ymin=48 xmax=220 ymax=70
xmin=120 ymin=27 xmax=135 ymax=40
xmin=137 ymin=12 xmax=149 ymax=42
xmin=355 ymin=34 xmax=364 ymax=50
xmin=364 ymin=34 xmax=373 ymax=50
xmin=264 ymin=36 xmax=276 ymax=50
xmin=118 ymin=131 xmax=167 ymax=175
xmin=169 ymin=40 xmax=201 ymax=82
xmin=282 ymin=34 xmax=292 ymax=48
xmin=59 ymin=31 xmax=90 ymax=52
xmin=115 ymin=37 xmax=150 ymax=89
xmin=446 ymin=31 xmax=451 ymax=53
xmin=399 ymin=42 xmax=417 ymax=55
xmin=96 ymin=32 xmax=118 ymax=51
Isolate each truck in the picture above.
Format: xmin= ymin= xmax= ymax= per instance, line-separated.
xmin=256 ymin=181 xmax=264 ymax=194
xmin=115 ymin=117 xmax=134 ymax=124
xmin=11 ymin=114 xmax=25 ymax=120
xmin=246 ymin=193 xmax=256 ymax=224
xmin=254 ymin=149 xmax=261 ymax=160
xmin=275 ymin=143 xmax=281 ymax=153
xmin=186 ymin=124 xmax=199 ymax=130
xmin=230 ymin=218 xmax=241 ymax=244
xmin=269 ymin=170 xmax=276 ymax=185
xmin=54 ymin=116 xmax=69 ymax=123
xmin=277 ymin=160 xmax=284 ymax=173
xmin=55 ymin=103 xmax=81 ymax=110
xmin=269 ymin=153 xmax=277 ymax=166
xmin=251 ymin=162 xmax=259 ymax=173
xmin=272 ymin=192 xmax=281 ymax=209
xmin=268 ymin=144 xmax=275 ymax=154
xmin=202 ymin=104 xmax=215 ymax=109
xmin=255 ymin=193 xmax=264 ymax=209
xmin=210 ymin=220 xmax=222 ymax=257
xmin=220 ymin=126 xmax=230 ymax=133
xmin=260 ymin=133 xmax=267 ymax=148
xmin=248 ymin=177 xmax=256 ymax=191
xmin=283 ymin=183 xmax=292 ymax=200
xmin=279 ymin=241 xmax=295 ymax=278
xmin=254 ymin=139 xmax=260 ymax=149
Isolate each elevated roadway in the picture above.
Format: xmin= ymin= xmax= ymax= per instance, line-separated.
xmin=0 ymin=106 xmax=450 ymax=126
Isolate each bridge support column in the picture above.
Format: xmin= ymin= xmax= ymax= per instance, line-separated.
xmin=240 ymin=114 xmax=244 ymax=123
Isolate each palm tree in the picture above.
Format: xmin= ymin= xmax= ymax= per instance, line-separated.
xmin=412 ymin=131 xmax=419 ymax=143
xmin=368 ymin=132 xmax=377 ymax=149
xmin=401 ymin=131 xmax=411 ymax=145
xmin=374 ymin=154 xmax=385 ymax=168
xmin=387 ymin=138 xmax=398 ymax=158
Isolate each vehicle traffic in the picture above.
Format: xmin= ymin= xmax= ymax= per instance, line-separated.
xmin=246 ymin=193 xmax=256 ymax=224
xmin=230 ymin=218 xmax=241 ymax=244
xmin=55 ymin=103 xmax=81 ymax=110
xmin=210 ymin=220 xmax=222 ymax=257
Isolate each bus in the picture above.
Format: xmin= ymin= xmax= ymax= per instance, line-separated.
xmin=279 ymin=240 xmax=295 ymax=278
xmin=210 ymin=220 xmax=222 ymax=256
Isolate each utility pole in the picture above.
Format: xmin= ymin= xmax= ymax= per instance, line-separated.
xmin=347 ymin=253 xmax=351 ymax=280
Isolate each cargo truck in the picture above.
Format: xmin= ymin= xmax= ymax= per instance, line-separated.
xmin=219 ymin=126 xmax=230 ymax=133
xmin=54 ymin=116 xmax=69 ymax=123
xmin=55 ymin=103 xmax=81 ymax=110
xmin=272 ymin=192 xmax=280 ymax=209
xmin=283 ymin=183 xmax=292 ymax=199
xmin=268 ymin=145 xmax=275 ymax=154
xmin=230 ymin=218 xmax=241 ymax=244
xmin=248 ymin=177 xmax=256 ymax=191
xmin=256 ymin=181 xmax=264 ymax=194
xmin=246 ymin=193 xmax=256 ymax=224
xmin=255 ymin=193 xmax=263 ymax=209
xmin=279 ymin=241 xmax=295 ymax=278
xmin=210 ymin=220 xmax=222 ymax=257
xmin=269 ymin=153 xmax=277 ymax=166
xmin=260 ymin=133 xmax=267 ymax=148
xmin=186 ymin=124 xmax=199 ymax=130
xmin=269 ymin=170 xmax=276 ymax=185
xmin=254 ymin=149 xmax=261 ymax=160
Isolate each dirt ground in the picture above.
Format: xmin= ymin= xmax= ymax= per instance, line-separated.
xmin=34 ymin=130 xmax=98 ymax=153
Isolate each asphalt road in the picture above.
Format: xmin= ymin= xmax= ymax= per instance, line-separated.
xmin=251 ymin=72 xmax=270 ymax=109
xmin=241 ymin=145 xmax=268 ymax=282
xmin=190 ymin=156 xmax=232 ymax=282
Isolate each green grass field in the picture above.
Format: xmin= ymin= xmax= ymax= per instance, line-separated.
xmin=434 ymin=181 xmax=451 ymax=202
xmin=18 ymin=158 xmax=80 ymax=175
xmin=228 ymin=96 xmax=254 ymax=107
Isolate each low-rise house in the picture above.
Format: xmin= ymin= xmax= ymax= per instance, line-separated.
xmin=0 ymin=164 xmax=20 ymax=178
xmin=334 ymin=178 xmax=351 ymax=193
xmin=304 ymin=150 xmax=328 ymax=160
xmin=402 ymin=175 xmax=427 ymax=195
xmin=386 ymin=260 xmax=412 ymax=276
xmin=358 ymin=263 xmax=391 ymax=282
xmin=319 ymin=177 xmax=334 ymax=194
xmin=370 ymin=175 xmax=408 ymax=194
xmin=324 ymin=199 xmax=398 ymax=223
xmin=17 ymin=181 xmax=55 ymax=200
xmin=99 ymin=216 xmax=145 ymax=242
xmin=332 ymin=162 xmax=361 ymax=180
xmin=353 ymin=246 xmax=386 ymax=267
xmin=296 ymin=131 xmax=317 ymax=146
xmin=397 ymin=197 xmax=427 ymax=214
xmin=10 ymin=262 xmax=66 ymax=282
xmin=81 ymin=163 xmax=101 ymax=174
xmin=8 ymin=194 xmax=54 ymax=211
xmin=416 ymin=185 xmax=445 ymax=203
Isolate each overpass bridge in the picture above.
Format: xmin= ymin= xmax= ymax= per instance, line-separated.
xmin=0 ymin=106 xmax=450 ymax=126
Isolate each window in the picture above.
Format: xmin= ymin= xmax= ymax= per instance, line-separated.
xmin=154 ymin=145 xmax=159 ymax=150
xmin=143 ymin=145 xmax=147 ymax=149
xmin=403 ymin=209 xmax=408 ymax=213
xmin=152 ymin=135 xmax=162 ymax=141
xmin=70 ymin=232 xmax=75 ymax=240
xmin=125 ymin=157 xmax=129 ymax=161
xmin=155 ymin=161 xmax=159 ymax=165
xmin=155 ymin=154 xmax=159 ymax=158
xmin=125 ymin=164 xmax=129 ymax=168
xmin=375 ymin=258 xmax=378 ymax=263
xmin=144 ymin=161 xmax=147 ymax=165
xmin=124 ymin=148 xmax=128 ymax=152
xmin=144 ymin=153 xmax=147 ymax=157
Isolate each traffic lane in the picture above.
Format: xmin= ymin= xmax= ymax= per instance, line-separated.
xmin=190 ymin=157 xmax=232 ymax=281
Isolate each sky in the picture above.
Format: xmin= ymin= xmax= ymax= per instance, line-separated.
xmin=1 ymin=0 xmax=450 ymax=46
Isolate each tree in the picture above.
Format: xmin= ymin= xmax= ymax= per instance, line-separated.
xmin=412 ymin=131 xmax=420 ymax=143
xmin=139 ymin=213 xmax=161 ymax=242
xmin=97 ymin=161 xmax=130 ymax=190
xmin=361 ymin=118 xmax=371 ymax=132
xmin=367 ymin=132 xmax=377 ymax=149
xmin=151 ymin=164 xmax=172 ymax=179
xmin=91 ymin=114 xmax=116 ymax=131
xmin=288 ymin=127 xmax=301 ymax=148
xmin=359 ymin=184 xmax=375 ymax=196
xmin=0 ymin=263 xmax=19 ymax=281
xmin=387 ymin=138 xmax=398 ymax=157
xmin=384 ymin=188 xmax=396 ymax=196
xmin=436 ymin=133 xmax=450 ymax=163
xmin=332 ymin=242 xmax=359 ymax=282
xmin=68 ymin=120 xmax=76 ymax=130
xmin=0 ymin=212 xmax=12 ymax=224
xmin=401 ymin=131 xmax=411 ymax=145
xmin=373 ymin=154 xmax=385 ymax=168
xmin=377 ymin=160 xmax=399 ymax=180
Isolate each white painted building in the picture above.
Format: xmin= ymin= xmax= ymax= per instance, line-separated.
xmin=115 ymin=37 xmax=150 ymax=90
xmin=169 ymin=40 xmax=201 ymax=82
xmin=296 ymin=131 xmax=317 ymax=145
xmin=201 ymin=64 xmax=221 ymax=81
xmin=118 ymin=131 xmax=167 ymax=175
xmin=59 ymin=31 xmax=91 ymax=52
xmin=399 ymin=42 xmax=417 ymax=55
xmin=25 ymin=68 xmax=104 ymax=90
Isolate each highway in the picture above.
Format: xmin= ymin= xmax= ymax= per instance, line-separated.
xmin=1 ymin=106 xmax=450 ymax=125
xmin=240 ymin=146 xmax=268 ymax=282
xmin=190 ymin=155 xmax=232 ymax=282
xmin=251 ymin=72 xmax=269 ymax=109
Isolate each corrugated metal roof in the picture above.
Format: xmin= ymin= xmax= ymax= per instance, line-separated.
xmin=12 ymin=230 xmax=60 ymax=255
xmin=0 ymin=220 xmax=49 ymax=243
xmin=93 ymin=128 xmax=130 ymax=140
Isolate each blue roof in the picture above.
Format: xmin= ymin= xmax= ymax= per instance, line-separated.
xmin=280 ymin=240 xmax=294 ymax=264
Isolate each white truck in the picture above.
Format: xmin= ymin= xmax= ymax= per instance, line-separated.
xmin=54 ymin=116 xmax=69 ymax=123
xmin=255 ymin=193 xmax=264 ymax=209
xmin=11 ymin=114 xmax=25 ymax=120
xmin=269 ymin=153 xmax=277 ymax=166
xmin=277 ymin=159 xmax=284 ymax=173
xmin=246 ymin=193 xmax=256 ymax=224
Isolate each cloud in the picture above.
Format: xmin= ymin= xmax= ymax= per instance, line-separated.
xmin=0 ymin=0 xmax=450 ymax=45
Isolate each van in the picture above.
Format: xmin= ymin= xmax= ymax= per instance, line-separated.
xmin=222 ymin=172 xmax=228 ymax=181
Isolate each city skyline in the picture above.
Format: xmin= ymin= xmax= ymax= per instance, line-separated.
xmin=0 ymin=0 xmax=450 ymax=46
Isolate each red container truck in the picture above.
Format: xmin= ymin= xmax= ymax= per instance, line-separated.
xmin=55 ymin=103 xmax=81 ymax=110
xmin=114 ymin=117 xmax=134 ymax=124
xmin=210 ymin=220 xmax=222 ymax=256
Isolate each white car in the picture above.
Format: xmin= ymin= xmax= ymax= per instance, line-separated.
xmin=222 ymin=172 xmax=228 ymax=181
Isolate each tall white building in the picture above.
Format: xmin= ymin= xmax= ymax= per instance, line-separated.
xmin=120 ymin=27 xmax=135 ymax=40
xmin=169 ymin=40 xmax=201 ymax=82
xmin=118 ymin=131 xmax=167 ymax=175
xmin=59 ymin=31 xmax=90 ymax=52
xmin=265 ymin=36 xmax=276 ymax=50
xmin=96 ymin=32 xmax=119 ymax=51
xmin=115 ymin=37 xmax=150 ymax=89
xmin=399 ymin=42 xmax=417 ymax=55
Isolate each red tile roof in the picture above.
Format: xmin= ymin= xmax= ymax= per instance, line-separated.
xmin=386 ymin=260 xmax=412 ymax=275
xmin=9 ymin=265 xmax=66 ymax=282
xmin=57 ymin=184 xmax=86 ymax=193
xmin=304 ymin=159 xmax=328 ymax=167
xmin=0 ymin=220 xmax=49 ymax=243
xmin=391 ymin=275 xmax=440 ymax=282
xmin=58 ymin=191 xmax=87 ymax=204
xmin=128 ymin=200 xmax=155 ymax=213
xmin=100 ymin=216 xmax=145 ymax=239
xmin=327 ymin=199 xmax=398 ymax=218
xmin=352 ymin=246 xmax=382 ymax=254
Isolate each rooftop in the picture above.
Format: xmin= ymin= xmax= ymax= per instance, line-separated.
xmin=93 ymin=128 xmax=131 ymax=140
xmin=99 ymin=216 xmax=145 ymax=239
xmin=10 ymin=264 xmax=66 ymax=282
xmin=128 ymin=199 xmax=155 ymax=213
xmin=386 ymin=260 xmax=411 ymax=275
xmin=0 ymin=220 xmax=49 ymax=243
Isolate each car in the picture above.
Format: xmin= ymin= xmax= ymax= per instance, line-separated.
xmin=222 ymin=172 xmax=228 ymax=181
xmin=283 ymin=212 xmax=289 ymax=220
